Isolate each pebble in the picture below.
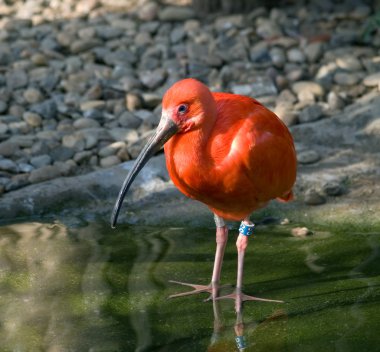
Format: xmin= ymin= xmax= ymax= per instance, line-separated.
xmin=158 ymin=6 xmax=195 ymax=21
xmin=363 ymin=72 xmax=380 ymax=87
xmin=291 ymin=227 xmax=313 ymax=237
xmin=333 ymin=72 xmax=360 ymax=86
xmin=287 ymin=48 xmax=306 ymax=63
xmin=297 ymin=150 xmax=320 ymax=164
xmin=0 ymin=158 xmax=18 ymax=173
xmin=23 ymin=112 xmax=43 ymax=127
xmin=100 ymin=155 xmax=120 ymax=168
xmin=292 ymin=81 xmax=324 ymax=97
xmin=138 ymin=1 xmax=159 ymax=21
xmin=29 ymin=165 xmax=62 ymax=184
xmin=327 ymin=91 xmax=345 ymax=110
xmin=30 ymin=154 xmax=52 ymax=168
xmin=23 ymin=88 xmax=44 ymax=104
xmin=305 ymin=42 xmax=323 ymax=63
xmin=298 ymin=104 xmax=324 ymax=123
xmin=323 ymin=181 xmax=345 ymax=196
xmin=118 ymin=111 xmax=142 ymax=129
xmin=73 ymin=117 xmax=100 ymax=129
xmin=304 ymin=189 xmax=326 ymax=205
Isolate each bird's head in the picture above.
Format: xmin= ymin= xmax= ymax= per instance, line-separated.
xmin=161 ymin=78 xmax=217 ymax=133
xmin=111 ymin=78 xmax=215 ymax=228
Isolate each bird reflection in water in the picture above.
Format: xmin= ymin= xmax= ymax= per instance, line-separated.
xmin=208 ymin=299 xmax=287 ymax=352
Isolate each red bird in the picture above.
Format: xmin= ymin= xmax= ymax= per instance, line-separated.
xmin=112 ymin=78 xmax=297 ymax=313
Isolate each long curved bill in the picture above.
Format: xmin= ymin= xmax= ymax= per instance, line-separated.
xmin=111 ymin=116 xmax=178 ymax=228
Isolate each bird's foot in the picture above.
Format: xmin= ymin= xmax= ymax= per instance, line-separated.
xmin=169 ymin=280 xmax=228 ymax=301
xmin=217 ymin=288 xmax=284 ymax=313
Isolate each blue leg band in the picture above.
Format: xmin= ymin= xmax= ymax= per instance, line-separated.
xmin=235 ymin=335 xmax=247 ymax=350
xmin=239 ymin=222 xmax=255 ymax=236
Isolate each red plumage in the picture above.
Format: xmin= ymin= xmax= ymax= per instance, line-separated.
xmin=163 ymin=79 xmax=296 ymax=221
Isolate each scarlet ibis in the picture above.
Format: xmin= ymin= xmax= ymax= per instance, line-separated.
xmin=111 ymin=78 xmax=297 ymax=313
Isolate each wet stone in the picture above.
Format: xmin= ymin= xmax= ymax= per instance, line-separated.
xmin=291 ymin=227 xmax=313 ymax=237
xmin=118 ymin=111 xmax=142 ymax=129
xmin=5 ymin=174 xmax=29 ymax=191
xmin=297 ymin=150 xmax=320 ymax=164
xmin=29 ymin=165 xmax=62 ymax=184
xmin=158 ymin=6 xmax=195 ymax=21
xmin=363 ymin=72 xmax=380 ymax=87
xmin=304 ymin=189 xmax=326 ymax=205
xmin=30 ymin=154 xmax=52 ymax=168
xmin=73 ymin=117 xmax=100 ymax=129
xmin=23 ymin=88 xmax=44 ymax=104
xmin=23 ymin=112 xmax=43 ymax=127
xmin=292 ymin=81 xmax=324 ymax=98
xmin=0 ymin=159 xmax=18 ymax=173
xmin=100 ymin=155 xmax=120 ymax=168
xmin=298 ymin=104 xmax=324 ymax=123
xmin=333 ymin=72 xmax=360 ymax=86
xmin=323 ymin=181 xmax=345 ymax=196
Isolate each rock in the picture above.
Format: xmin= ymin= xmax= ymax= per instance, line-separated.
xmin=6 ymin=70 xmax=28 ymax=90
xmin=327 ymin=91 xmax=345 ymax=111
xmin=225 ymin=13 xmax=248 ymax=27
xmin=256 ymin=18 xmax=282 ymax=39
xmin=30 ymin=154 xmax=52 ymax=168
xmin=274 ymin=103 xmax=298 ymax=126
xmin=74 ymin=150 xmax=93 ymax=164
xmin=100 ymin=155 xmax=120 ymax=168
xmin=0 ymin=122 xmax=8 ymax=134
xmin=292 ymin=81 xmax=324 ymax=97
xmin=304 ymin=42 xmax=323 ymax=63
xmin=0 ymin=101 xmax=7 ymax=113
xmin=5 ymin=174 xmax=30 ymax=191
xmin=139 ymin=69 xmax=167 ymax=90
xmin=297 ymin=150 xmax=320 ymax=164
xmin=30 ymin=99 xmax=57 ymax=119
xmin=138 ymin=1 xmax=159 ymax=21
xmin=0 ymin=141 xmax=18 ymax=157
xmin=336 ymin=56 xmax=362 ymax=71
xmin=9 ymin=105 xmax=25 ymax=118
xmin=118 ymin=111 xmax=142 ymax=129
xmin=231 ymin=76 xmax=277 ymax=98
xmin=62 ymin=134 xmax=85 ymax=151
xmin=29 ymin=165 xmax=62 ymax=184
xmin=142 ymin=93 xmax=161 ymax=109
xmin=361 ymin=118 xmax=380 ymax=136
xmin=291 ymin=227 xmax=312 ymax=237
xmin=98 ymin=141 xmax=125 ymax=157
xmin=269 ymin=47 xmax=286 ymax=68
xmin=250 ymin=41 xmax=269 ymax=63
xmin=126 ymin=93 xmax=143 ymax=111
xmin=363 ymin=72 xmax=380 ymax=87
xmin=23 ymin=112 xmax=43 ymax=127
xmin=333 ymin=72 xmax=360 ymax=86
xmin=323 ymin=181 xmax=345 ymax=196
xmin=287 ymin=48 xmax=306 ymax=63
xmin=117 ymin=146 xmax=130 ymax=161
xmin=298 ymin=104 xmax=324 ymax=123
xmin=73 ymin=117 xmax=100 ymax=129
xmin=70 ymin=39 xmax=101 ymax=54
xmin=50 ymin=146 xmax=75 ymax=162
xmin=18 ymin=162 xmax=34 ymax=173
xmin=0 ymin=158 xmax=18 ymax=173
xmin=23 ymin=88 xmax=44 ymax=104
xmin=80 ymin=100 xmax=106 ymax=111
xmin=158 ymin=6 xmax=195 ymax=21
xmin=304 ymin=189 xmax=326 ymax=205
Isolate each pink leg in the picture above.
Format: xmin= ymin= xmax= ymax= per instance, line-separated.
xmin=169 ymin=216 xmax=228 ymax=300
xmin=218 ymin=219 xmax=283 ymax=313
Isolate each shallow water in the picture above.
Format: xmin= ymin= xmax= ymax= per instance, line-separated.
xmin=0 ymin=220 xmax=379 ymax=351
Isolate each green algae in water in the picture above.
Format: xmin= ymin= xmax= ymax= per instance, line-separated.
xmin=0 ymin=220 xmax=379 ymax=351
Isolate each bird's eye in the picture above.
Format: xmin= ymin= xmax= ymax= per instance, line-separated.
xmin=177 ymin=104 xmax=188 ymax=115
